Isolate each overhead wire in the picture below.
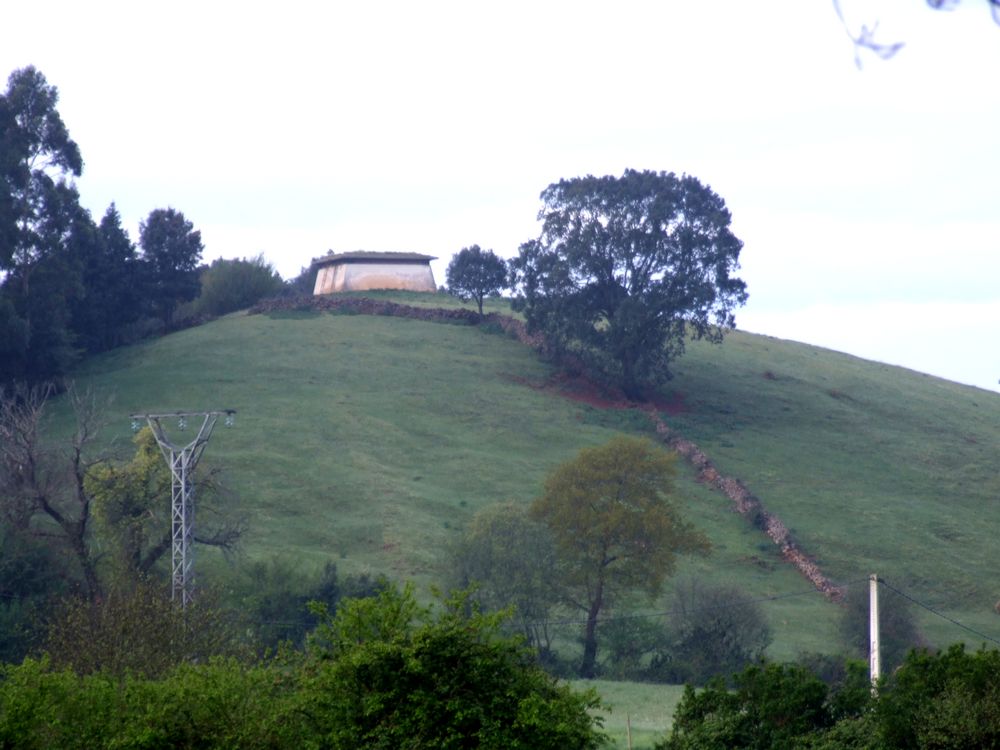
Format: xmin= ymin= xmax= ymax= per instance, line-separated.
xmin=877 ymin=577 xmax=1000 ymax=648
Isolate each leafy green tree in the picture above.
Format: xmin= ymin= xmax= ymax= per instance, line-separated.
xmin=300 ymin=584 xmax=606 ymax=749
xmin=445 ymin=244 xmax=508 ymax=317
xmin=0 ymin=67 xmax=109 ymax=382
xmin=0 ymin=68 xmax=86 ymax=382
xmin=652 ymin=577 xmax=772 ymax=685
xmin=0 ymin=176 xmax=90 ymax=381
xmin=510 ymin=169 xmax=748 ymax=399
xmin=194 ymin=254 xmax=284 ymax=316
xmin=284 ymin=263 xmax=318 ymax=296
xmin=0 ymin=294 xmax=28 ymax=382
xmin=531 ymin=436 xmax=709 ymax=677
xmin=449 ymin=502 xmax=558 ymax=657
xmin=139 ymin=207 xmax=204 ymax=325
xmin=85 ymin=426 xmax=243 ymax=584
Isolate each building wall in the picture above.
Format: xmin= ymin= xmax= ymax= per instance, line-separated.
xmin=313 ymin=262 xmax=436 ymax=294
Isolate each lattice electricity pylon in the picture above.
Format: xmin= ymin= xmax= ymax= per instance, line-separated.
xmin=130 ymin=410 xmax=236 ymax=608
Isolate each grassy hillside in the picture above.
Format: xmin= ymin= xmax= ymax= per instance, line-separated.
xmin=58 ymin=293 xmax=1000 ymax=662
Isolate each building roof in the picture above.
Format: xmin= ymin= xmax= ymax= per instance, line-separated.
xmin=311 ymin=251 xmax=437 ymax=268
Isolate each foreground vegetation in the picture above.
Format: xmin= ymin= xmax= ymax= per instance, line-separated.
xmin=0 ymin=586 xmax=605 ymax=750
xmin=661 ymin=644 xmax=1000 ymax=749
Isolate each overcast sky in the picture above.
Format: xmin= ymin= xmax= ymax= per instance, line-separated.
xmin=4 ymin=0 xmax=999 ymax=392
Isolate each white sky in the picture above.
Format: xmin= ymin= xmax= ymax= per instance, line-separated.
xmin=3 ymin=0 xmax=999 ymax=392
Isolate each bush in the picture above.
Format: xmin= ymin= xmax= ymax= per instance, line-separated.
xmin=0 ymin=526 xmax=66 ymax=663
xmin=598 ymin=614 xmax=669 ymax=680
xmin=299 ymin=584 xmax=607 ymax=749
xmin=194 ymin=255 xmax=284 ymax=316
xmin=659 ymin=661 xmax=846 ymax=750
xmin=227 ymin=557 xmax=384 ymax=652
xmin=878 ymin=643 xmax=1000 ymax=749
xmin=650 ymin=578 xmax=772 ymax=685
xmin=44 ymin=580 xmax=245 ymax=678
xmin=0 ymin=656 xmax=305 ymax=750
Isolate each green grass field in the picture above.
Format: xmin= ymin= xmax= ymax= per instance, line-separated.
xmin=51 ymin=292 xmax=1000 ymax=737
xmin=574 ymin=680 xmax=686 ymax=748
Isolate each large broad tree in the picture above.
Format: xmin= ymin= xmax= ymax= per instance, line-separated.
xmin=445 ymin=244 xmax=508 ymax=317
xmin=530 ymin=435 xmax=709 ymax=678
xmin=510 ymin=169 xmax=747 ymax=400
xmin=139 ymin=207 xmax=204 ymax=325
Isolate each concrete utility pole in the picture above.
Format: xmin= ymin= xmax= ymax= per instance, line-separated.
xmin=870 ymin=573 xmax=881 ymax=690
xmin=130 ymin=410 xmax=235 ymax=608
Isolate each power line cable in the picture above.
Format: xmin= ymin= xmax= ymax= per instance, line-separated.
xmin=878 ymin=577 xmax=1000 ymax=648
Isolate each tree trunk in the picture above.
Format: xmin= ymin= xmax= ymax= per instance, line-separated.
xmin=620 ymin=355 xmax=643 ymax=402
xmin=580 ymin=581 xmax=604 ymax=678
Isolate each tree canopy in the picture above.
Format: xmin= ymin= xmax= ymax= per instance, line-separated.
xmin=510 ymin=169 xmax=747 ymax=400
xmin=531 ymin=435 xmax=709 ymax=677
xmin=139 ymin=207 xmax=204 ymax=325
xmin=445 ymin=244 xmax=508 ymax=317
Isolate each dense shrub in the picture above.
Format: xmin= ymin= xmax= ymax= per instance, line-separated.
xmin=194 ymin=254 xmax=284 ymax=316
xmin=660 ymin=646 xmax=1000 ymax=749
xmin=877 ymin=643 xmax=1000 ymax=749
xmin=650 ymin=578 xmax=772 ymax=685
xmin=44 ymin=581 xmax=245 ymax=678
xmin=227 ymin=557 xmax=385 ymax=652
xmin=0 ymin=657 xmax=305 ymax=750
xmin=1 ymin=585 xmax=606 ymax=749
xmin=299 ymin=585 xmax=606 ymax=749
xmin=659 ymin=660 xmax=870 ymax=750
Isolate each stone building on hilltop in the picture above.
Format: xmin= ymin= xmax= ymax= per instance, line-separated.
xmin=312 ymin=251 xmax=437 ymax=294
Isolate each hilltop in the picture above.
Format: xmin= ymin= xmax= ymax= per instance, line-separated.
xmin=58 ymin=292 xmax=1000 ymax=660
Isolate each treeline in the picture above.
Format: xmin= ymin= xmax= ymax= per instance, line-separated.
xmin=0 ymin=67 xmax=297 ymax=386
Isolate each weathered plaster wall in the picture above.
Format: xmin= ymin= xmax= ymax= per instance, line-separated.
xmin=313 ymin=262 xmax=436 ymax=294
